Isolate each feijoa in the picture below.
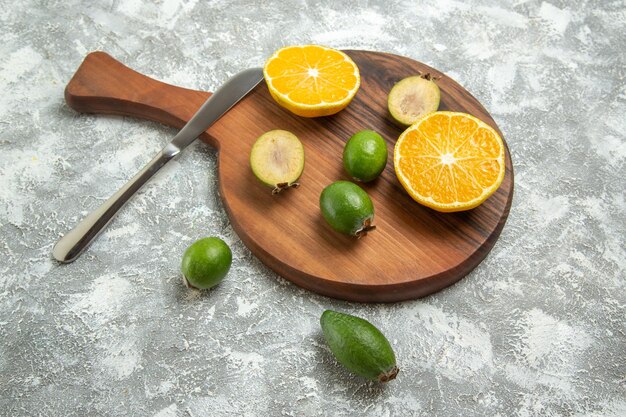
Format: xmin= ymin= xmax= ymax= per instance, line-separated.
xmin=388 ymin=73 xmax=440 ymax=126
xmin=250 ymin=130 xmax=304 ymax=194
xmin=319 ymin=181 xmax=375 ymax=238
xmin=181 ymin=237 xmax=232 ymax=290
xmin=343 ymin=130 xmax=388 ymax=182
xmin=321 ymin=310 xmax=399 ymax=382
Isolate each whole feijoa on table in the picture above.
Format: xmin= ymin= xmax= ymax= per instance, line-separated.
xmin=321 ymin=310 xmax=399 ymax=382
xmin=250 ymin=129 xmax=304 ymax=194
xmin=181 ymin=237 xmax=232 ymax=290
xmin=343 ymin=130 xmax=388 ymax=182
xmin=319 ymin=181 xmax=375 ymax=238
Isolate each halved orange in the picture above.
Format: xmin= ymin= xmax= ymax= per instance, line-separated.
xmin=394 ymin=111 xmax=505 ymax=212
xmin=263 ymin=45 xmax=360 ymax=118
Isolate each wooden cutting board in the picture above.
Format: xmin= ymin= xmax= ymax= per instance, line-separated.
xmin=65 ymin=51 xmax=514 ymax=302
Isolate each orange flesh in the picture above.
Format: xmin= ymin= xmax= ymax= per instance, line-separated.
xmin=394 ymin=112 xmax=505 ymax=211
xmin=264 ymin=45 xmax=360 ymax=116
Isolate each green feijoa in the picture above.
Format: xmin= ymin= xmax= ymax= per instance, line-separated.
xmin=343 ymin=130 xmax=388 ymax=182
xmin=320 ymin=310 xmax=399 ymax=382
xmin=319 ymin=181 xmax=375 ymax=238
xmin=181 ymin=237 xmax=232 ymax=290
xmin=388 ymin=73 xmax=441 ymax=126
xmin=250 ymin=129 xmax=304 ymax=194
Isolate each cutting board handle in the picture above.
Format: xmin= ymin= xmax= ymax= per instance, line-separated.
xmin=65 ymin=51 xmax=212 ymax=139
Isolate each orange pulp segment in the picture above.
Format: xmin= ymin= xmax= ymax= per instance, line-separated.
xmin=394 ymin=111 xmax=505 ymax=212
xmin=263 ymin=45 xmax=360 ymax=117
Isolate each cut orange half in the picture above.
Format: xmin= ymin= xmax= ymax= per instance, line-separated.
xmin=263 ymin=45 xmax=360 ymax=118
xmin=394 ymin=111 xmax=505 ymax=212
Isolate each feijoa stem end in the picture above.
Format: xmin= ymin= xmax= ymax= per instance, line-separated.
xmin=272 ymin=182 xmax=300 ymax=195
xmin=354 ymin=218 xmax=376 ymax=239
xmin=378 ymin=366 xmax=399 ymax=383
xmin=420 ymin=72 xmax=440 ymax=82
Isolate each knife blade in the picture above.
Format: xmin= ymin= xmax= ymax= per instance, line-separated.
xmin=52 ymin=67 xmax=264 ymax=263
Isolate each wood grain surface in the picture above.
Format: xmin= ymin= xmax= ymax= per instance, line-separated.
xmin=65 ymin=51 xmax=514 ymax=302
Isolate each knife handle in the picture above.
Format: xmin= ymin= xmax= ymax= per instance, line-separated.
xmin=52 ymin=145 xmax=178 ymax=263
xmin=65 ymin=51 xmax=214 ymax=143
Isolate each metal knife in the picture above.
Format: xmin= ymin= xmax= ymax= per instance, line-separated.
xmin=52 ymin=67 xmax=264 ymax=263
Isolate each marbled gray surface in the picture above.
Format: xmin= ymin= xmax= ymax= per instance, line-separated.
xmin=0 ymin=0 xmax=624 ymax=416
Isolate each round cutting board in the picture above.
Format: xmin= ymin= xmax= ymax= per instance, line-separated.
xmin=65 ymin=50 xmax=514 ymax=302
